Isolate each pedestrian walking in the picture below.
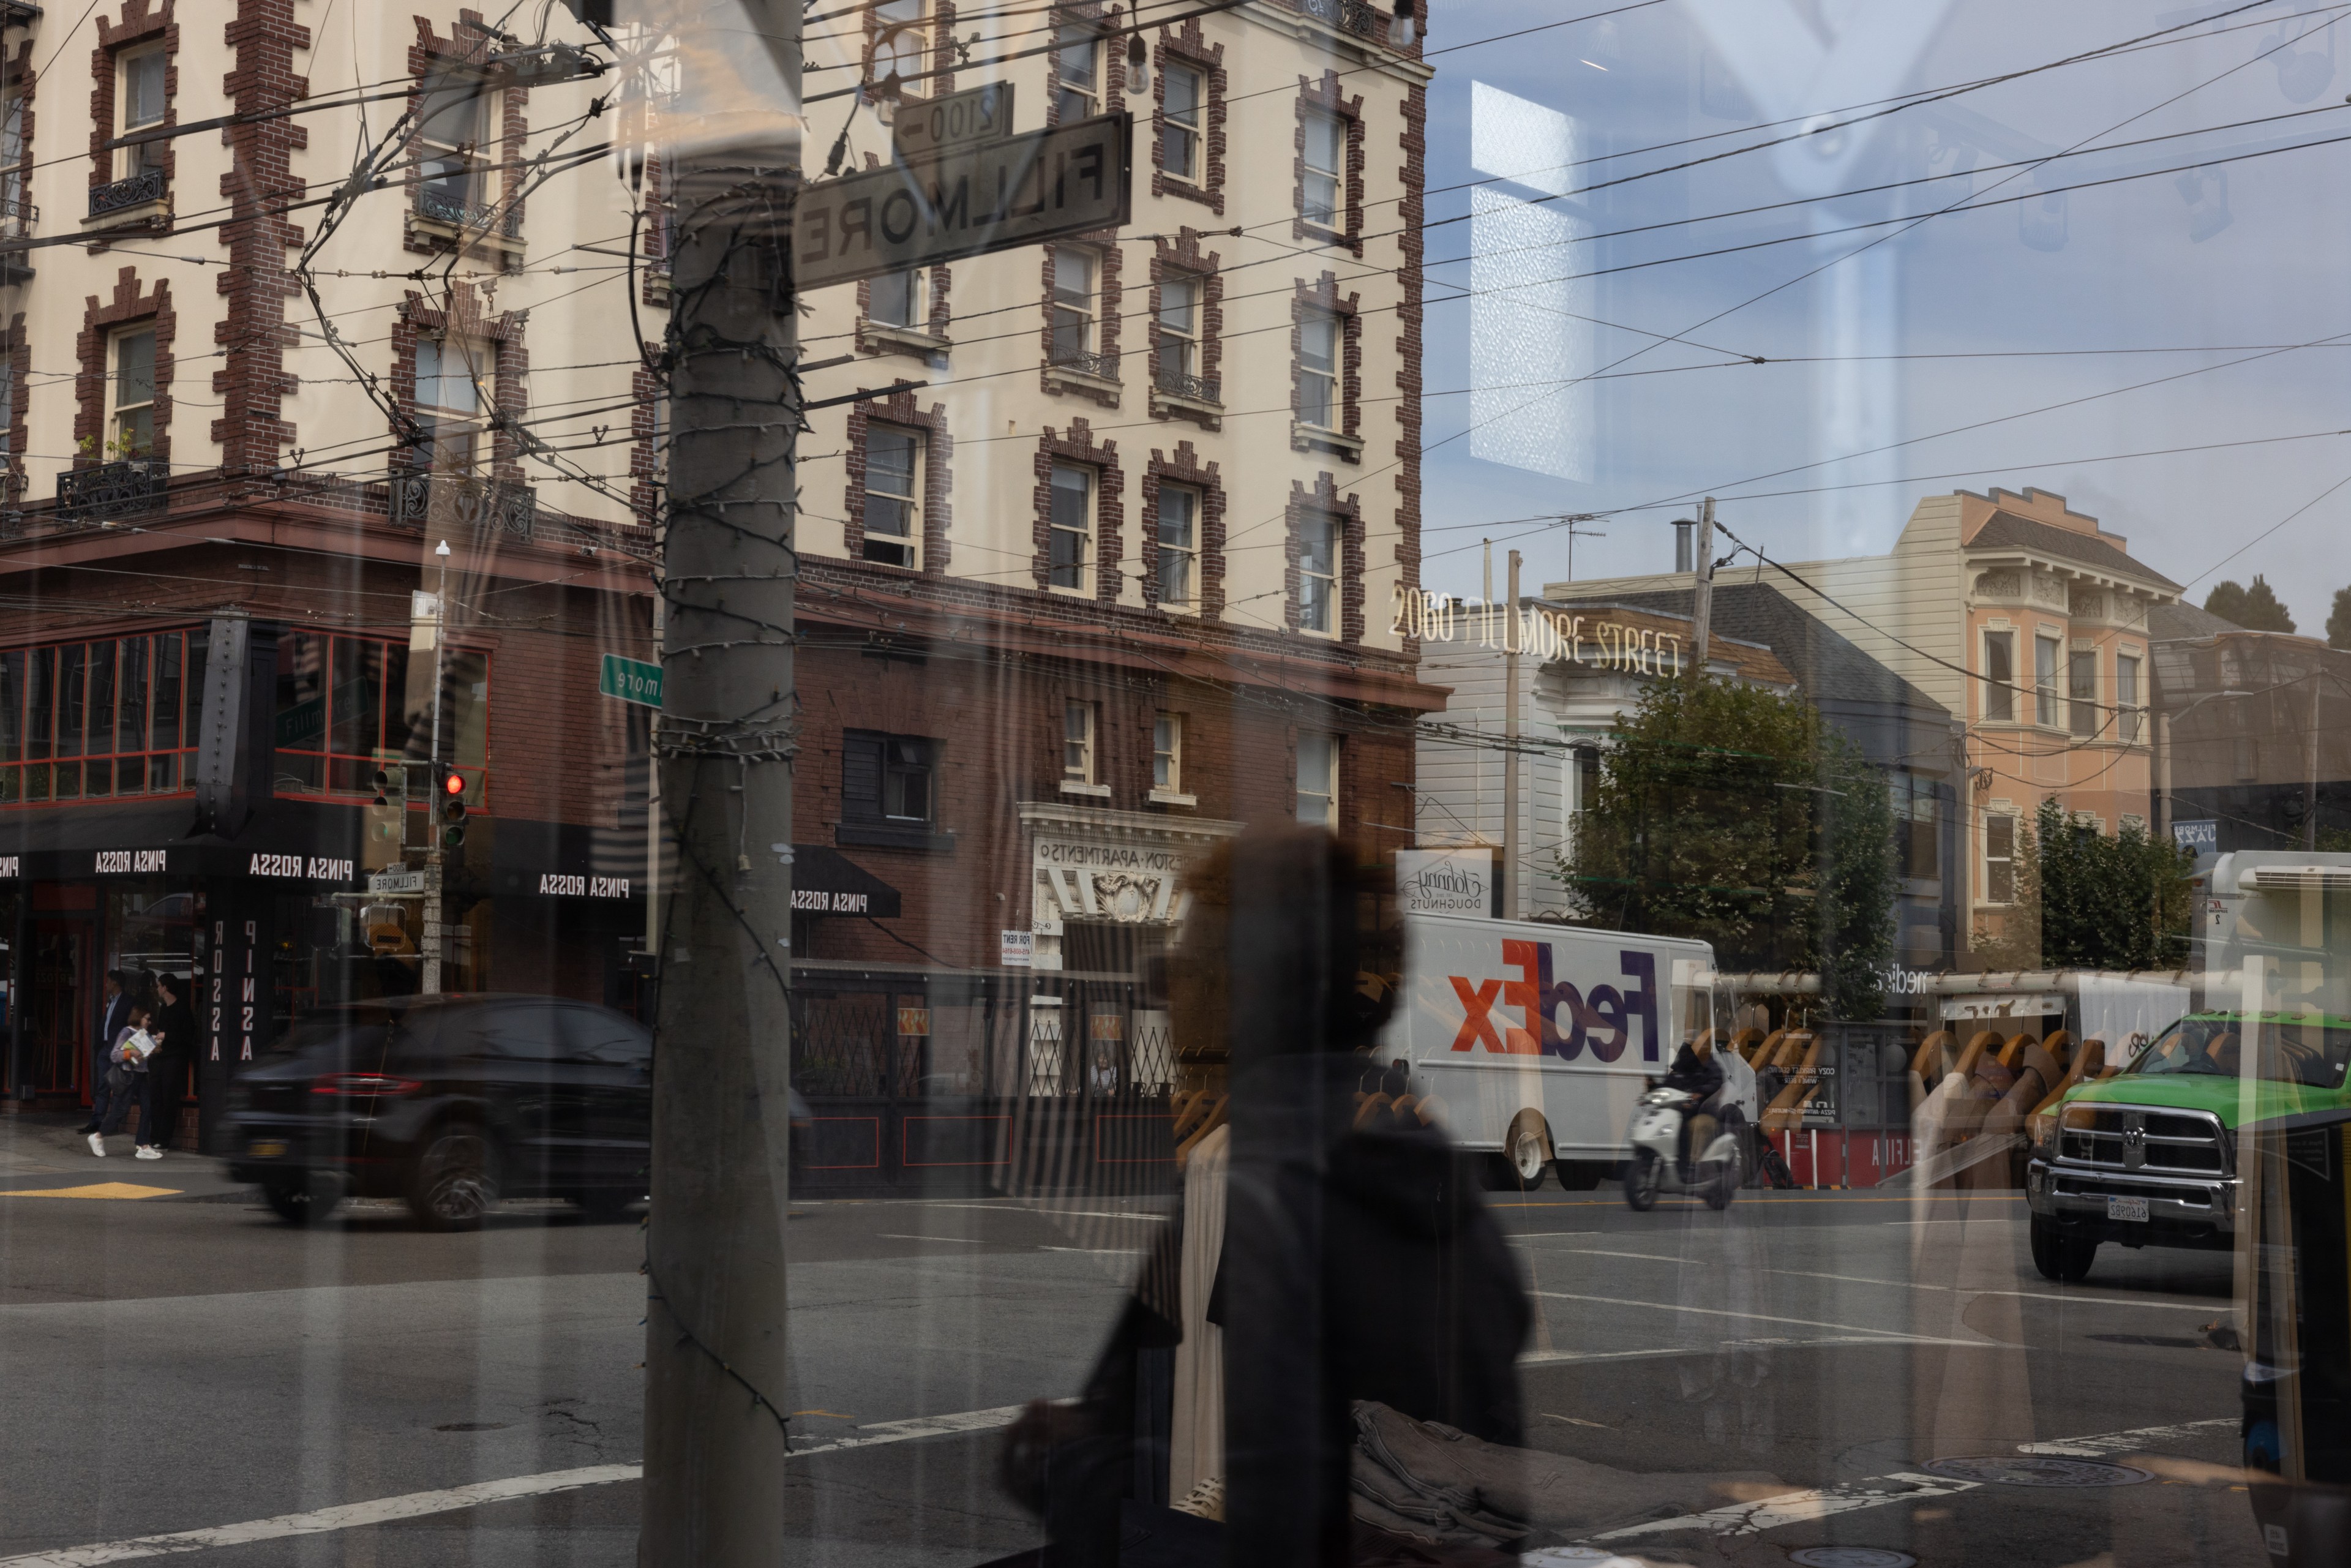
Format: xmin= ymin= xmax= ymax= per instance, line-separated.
xmin=147 ymin=972 xmax=198 ymax=1153
xmin=91 ymin=999 xmax=161 ymax=1159
xmin=80 ymin=970 xmax=134 ymax=1138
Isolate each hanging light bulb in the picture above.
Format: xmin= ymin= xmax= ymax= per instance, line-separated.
xmin=1392 ymin=0 xmax=1416 ymax=47
xmin=1127 ymin=31 xmax=1148 ymax=93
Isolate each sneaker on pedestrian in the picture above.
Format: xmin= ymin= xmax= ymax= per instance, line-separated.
xmin=87 ymin=1133 xmax=105 ymax=1157
xmin=135 ymin=1146 xmax=162 ymax=1160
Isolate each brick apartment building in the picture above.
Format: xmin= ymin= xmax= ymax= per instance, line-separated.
xmin=0 ymin=0 xmax=1439 ymax=1179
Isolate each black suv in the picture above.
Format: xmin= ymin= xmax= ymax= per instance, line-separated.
xmin=222 ymin=993 xmax=652 ymax=1229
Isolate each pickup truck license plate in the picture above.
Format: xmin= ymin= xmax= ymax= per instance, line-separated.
xmin=249 ymin=1139 xmax=287 ymax=1158
xmin=2107 ymin=1195 xmax=2150 ymax=1223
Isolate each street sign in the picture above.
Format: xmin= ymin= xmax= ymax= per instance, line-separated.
xmin=599 ymin=653 xmax=663 ymax=709
xmin=2172 ymin=818 xmax=2218 ymax=854
xmin=369 ymin=869 xmax=427 ymax=895
xmin=795 ymin=112 xmax=1132 ymax=290
xmin=893 ymin=82 xmax=1014 ymax=162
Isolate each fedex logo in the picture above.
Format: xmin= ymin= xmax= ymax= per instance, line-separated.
xmin=1449 ymin=942 xmax=1659 ymax=1063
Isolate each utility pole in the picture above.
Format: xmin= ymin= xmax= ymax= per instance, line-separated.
xmin=421 ymin=538 xmax=451 ymax=996
xmin=640 ymin=0 xmax=801 ymax=1558
xmin=2306 ymin=664 xmax=2323 ymax=852
xmin=1501 ymin=549 xmax=1523 ymax=920
xmin=1692 ymin=497 xmax=1716 ymax=677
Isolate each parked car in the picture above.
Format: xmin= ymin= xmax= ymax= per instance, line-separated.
xmin=221 ymin=993 xmax=652 ymax=1229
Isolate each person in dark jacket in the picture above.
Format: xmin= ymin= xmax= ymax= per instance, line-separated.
xmin=1661 ymin=1033 xmax=1725 ymax=1174
xmin=146 ymin=972 xmax=198 ymax=1152
xmin=80 ymin=970 xmax=134 ymax=1138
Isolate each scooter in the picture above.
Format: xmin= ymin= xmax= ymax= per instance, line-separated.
xmin=1624 ymin=1087 xmax=1742 ymax=1211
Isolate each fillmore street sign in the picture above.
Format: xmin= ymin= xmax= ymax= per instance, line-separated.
xmin=1392 ymin=587 xmax=1691 ymax=678
xmin=793 ymin=112 xmax=1132 ymax=290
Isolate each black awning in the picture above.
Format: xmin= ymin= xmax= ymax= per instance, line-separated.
xmin=792 ymin=844 xmax=902 ymax=919
xmin=489 ymin=817 xmax=649 ymax=900
xmin=0 ymin=797 xmax=364 ymax=885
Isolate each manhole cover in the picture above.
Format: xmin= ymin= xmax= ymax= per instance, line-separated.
xmin=1924 ymin=1455 xmax=2151 ymax=1487
xmin=1789 ymin=1550 xmax=1917 ymax=1568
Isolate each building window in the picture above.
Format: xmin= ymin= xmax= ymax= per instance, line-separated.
xmin=416 ymin=72 xmax=493 ymax=217
xmin=1302 ymin=111 xmax=1343 ymax=228
xmin=1985 ymin=814 xmax=2017 ymax=903
xmin=413 ymin=336 xmax=490 ymax=473
xmin=841 ymin=730 xmax=943 ymax=847
xmin=1153 ymin=712 xmax=1183 ymax=794
xmin=1299 ymin=512 xmax=1337 ymax=634
xmin=2117 ymin=653 xmax=2143 ymax=743
xmin=1063 ymin=700 xmax=1097 ymax=784
xmin=1297 ymin=310 xmax=1340 ymax=430
xmin=1054 ymin=22 xmax=1100 ymax=121
xmin=1296 ymin=732 xmax=1337 ymax=825
xmin=1157 ymin=484 xmax=1198 ymax=610
xmin=1162 ymin=64 xmax=1203 ymax=182
xmin=1049 ymin=462 xmax=1093 ymax=592
xmin=861 ymin=425 xmax=921 ymax=569
xmin=1891 ymin=776 xmax=1939 ymax=882
xmin=273 ymin=630 xmax=484 ymax=798
xmin=1050 ymin=247 xmax=1098 ymax=369
xmin=117 ymin=47 xmax=167 ymax=181
xmin=871 ymin=0 xmax=926 ymax=86
xmin=2068 ymin=650 xmax=2098 ymax=738
xmin=869 ymin=268 xmax=924 ymax=329
xmin=1156 ymin=275 xmax=1201 ymax=394
xmin=108 ymin=328 xmax=157 ymax=458
xmin=0 ymin=630 xmax=206 ymax=805
xmin=1 ymin=86 xmax=28 ymax=221
xmin=2034 ymin=634 xmax=2061 ymax=727
xmin=1981 ymin=631 xmax=2014 ymax=723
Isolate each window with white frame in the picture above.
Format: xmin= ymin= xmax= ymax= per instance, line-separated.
xmin=108 ymin=328 xmax=157 ymax=457
xmin=412 ymin=336 xmax=490 ymax=473
xmin=871 ymin=0 xmax=926 ymax=87
xmin=1049 ymin=462 xmax=1093 ymax=592
xmin=1982 ymin=630 xmax=2015 ymax=722
xmin=2068 ymin=649 xmax=2098 ymax=738
xmin=1152 ymin=712 xmax=1183 ymax=795
xmin=1157 ymin=485 xmax=1198 ymax=610
xmin=1301 ymin=110 xmax=1343 ymax=227
xmin=1985 ymin=813 xmax=2017 ymax=903
xmin=117 ymin=47 xmax=167 ymax=181
xmin=1054 ymin=22 xmax=1100 ymax=121
xmin=1162 ymin=64 xmax=1204 ymax=182
xmin=2117 ymin=653 xmax=2143 ymax=742
xmin=1297 ymin=310 xmax=1340 ymax=430
xmin=862 ymin=426 xmax=921 ymax=568
xmin=1156 ymin=275 xmax=1201 ymax=393
xmin=416 ymin=72 xmax=493 ymax=218
xmin=1296 ymin=732 xmax=1337 ymax=825
xmin=869 ymin=268 xmax=926 ymax=330
xmin=1063 ymin=700 xmax=1097 ymax=784
xmin=2 ymin=86 xmax=27 ymax=219
xmin=2034 ymin=634 xmax=2061 ymax=727
xmin=1051 ymin=249 xmax=1098 ymax=369
xmin=1298 ymin=512 xmax=1337 ymax=634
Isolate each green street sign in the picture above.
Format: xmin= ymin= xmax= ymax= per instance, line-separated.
xmin=599 ymin=654 xmax=664 ymax=709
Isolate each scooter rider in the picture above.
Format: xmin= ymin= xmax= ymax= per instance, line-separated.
xmin=1660 ymin=1030 xmax=1725 ymax=1174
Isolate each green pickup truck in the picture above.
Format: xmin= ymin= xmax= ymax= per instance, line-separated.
xmin=2026 ymin=1008 xmax=2351 ymax=1281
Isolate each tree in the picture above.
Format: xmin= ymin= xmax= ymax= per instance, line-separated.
xmin=2205 ymin=575 xmax=2296 ymax=632
xmin=2328 ymin=586 xmax=2351 ymax=650
xmin=1974 ymin=800 xmax=2194 ymax=971
xmin=1559 ymin=675 xmax=1897 ymax=1020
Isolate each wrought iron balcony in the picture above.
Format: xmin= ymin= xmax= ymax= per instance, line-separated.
xmin=1294 ymin=0 xmax=1382 ymax=40
xmin=1153 ymin=365 xmax=1221 ymax=405
xmin=413 ymin=185 xmax=525 ymax=239
xmin=88 ymin=166 xmax=166 ymax=220
xmin=1048 ymin=347 xmax=1120 ymax=382
xmin=0 ymin=193 xmax=35 ymax=239
xmin=389 ymin=470 xmax=537 ymax=542
xmin=57 ymin=458 xmax=168 ymax=523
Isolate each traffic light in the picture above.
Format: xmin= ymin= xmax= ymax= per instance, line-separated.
xmin=437 ymin=765 xmax=468 ymax=849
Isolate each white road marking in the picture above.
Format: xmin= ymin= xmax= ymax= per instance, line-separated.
xmin=1591 ymin=1472 xmax=1980 ymax=1542
xmin=905 ymin=1201 xmax=1169 ymax=1222
xmin=1520 ymin=1244 xmax=2222 ymax=1311
xmin=2018 ymin=1416 xmax=2235 ymax=1457
xmin=876 ymin=1234 xmax=992 ymax=1244
xmin=1531 ymin=1290 xmax=1987 ymax=1347
xmin=1522 ymin=1334 xmax=1938 ymax=1366
xmin=0 ymin=1405 xmax=1027 ymax=1566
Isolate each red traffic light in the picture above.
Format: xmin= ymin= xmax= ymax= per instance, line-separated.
xmin=443 ymin=770 xmax=466 ymax=797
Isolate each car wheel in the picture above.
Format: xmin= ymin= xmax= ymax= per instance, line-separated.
xmin=1704 ymin=1161 xmax=1738 ymax=1210
xmin=408 ymin=1127 xmax=498 ymax=1231
xmin=262 ymin=1173 xmax=341 ymax=1226
xmin=1624 ymin=1149 xmax=1662 ymax=1212
xmin=1505 ymin=1113 xmax=1551 ymax=1190
xmin=1555 ymin=1159 xmax=1606 ymax=1191
xmin=2030 ymin=1212 xmax=2097 ymax=1282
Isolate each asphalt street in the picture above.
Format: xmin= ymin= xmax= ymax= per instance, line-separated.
xmin=0 ymin=1112 xmax=2268 ymax=1566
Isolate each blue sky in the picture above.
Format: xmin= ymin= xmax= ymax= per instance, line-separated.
xmin=1416 ymin=0 xmax=2351 ymax=630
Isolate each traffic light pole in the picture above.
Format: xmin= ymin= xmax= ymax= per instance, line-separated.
xmin=422 ymin=538 xmax=452 ymax=996
xmin=639 ymin=3 xmax=801 ymax=1558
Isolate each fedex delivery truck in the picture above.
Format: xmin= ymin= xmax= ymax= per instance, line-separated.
xmin=1378 ymin=912 xmax=1742 ymax=1190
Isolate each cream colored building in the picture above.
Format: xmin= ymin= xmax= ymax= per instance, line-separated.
xmin=1548 ymin=488 xmax=2183 ymax=946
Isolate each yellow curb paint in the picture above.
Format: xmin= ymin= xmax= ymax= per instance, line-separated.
xmin=5 ymin=1182 xmax=181 ymax=1199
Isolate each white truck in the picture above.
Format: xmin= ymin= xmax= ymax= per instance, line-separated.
xmin=1376 ymin=911 xmax=1755 ymax=1190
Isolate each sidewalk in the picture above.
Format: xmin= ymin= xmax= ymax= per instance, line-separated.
xmin=0 ymin=1109 xmax=246 ymax=1199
